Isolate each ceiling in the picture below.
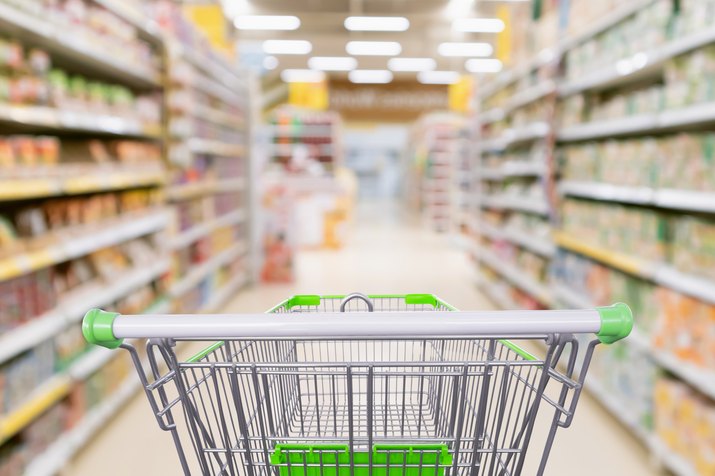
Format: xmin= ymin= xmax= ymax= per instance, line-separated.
xmin=227 ymin=0 xmax=530 ymax=79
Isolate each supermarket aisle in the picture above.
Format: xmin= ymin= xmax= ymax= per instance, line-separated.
xmin=67 ymin=202 xmax=655 ymax=475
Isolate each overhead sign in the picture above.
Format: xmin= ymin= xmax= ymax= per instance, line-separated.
xmin=449 ymin=75 xmax=474 ymax=113
xmin=288 ymin=81 xmax=329 ymax=110
xmin=329 ymin=80 xmax=449 ymax=122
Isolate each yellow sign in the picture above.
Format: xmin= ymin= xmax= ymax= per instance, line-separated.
xmin=496 ymin=5 xmax=511 ymax=65
xmin=183 ymin=4 xmax=233 ymax=56
xmin=449 ymin=75 xmax=474 ymax=113
xmin=288 ymin=81 xmax=329 ymax=110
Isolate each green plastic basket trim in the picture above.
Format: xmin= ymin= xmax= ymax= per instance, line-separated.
xmin=500 ymin=339 xmax=537 ymax=361
xmin=287 ymin=295 xmax=322 ymax=308
xmin=187 ymin=341 xmax=225 ymax=363
xmin=270 ymin=443 xmax=453 ymax=475
xmin=404 ymin=294 xmax=438 ymax=306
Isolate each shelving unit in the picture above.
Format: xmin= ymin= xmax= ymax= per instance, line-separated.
xmin=408 ymin=113 xmax=467 ymax=233
xmin=165 ymin=34 xmax=251 ymax=314
xmin=471 ymin=1 xmax=715 ymax=473
xmin=265 ymin=108 xmax=342 ymax=174
xmin=472 ymin=56 xmax=557 ymax=311
xmin=0 ymin=1 xmax=253 ymax=472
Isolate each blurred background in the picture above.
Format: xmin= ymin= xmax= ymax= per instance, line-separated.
xmin=0 ymin=0 xmax=713 ymax=474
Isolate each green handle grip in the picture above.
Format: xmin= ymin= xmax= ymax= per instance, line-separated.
xmin=82 ymin=308 xmax=123 ymax=349
xmin=596 ymin=303 xmax=633 ymax=344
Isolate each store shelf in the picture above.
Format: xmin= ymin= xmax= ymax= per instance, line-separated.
xmin=24 ymin=376 xmax=140 ymax=476
xmin=475 ymin=272 xmax=519 ymax=310
xmin=0 ymin=103 xmax=161 ymax=137
xmin=0 ymin=258 xmax=169 ymax=365
xmin=0 ymin=169 xmax=165 ymax=201
xmin=560 ymin=24 xmax=715 ymax=96
xmin=554 ymin=231 xmax=715 ymax=306
xmin=188 ymin=138 xmax=245 ymax=157
xmin=586 ymin=377 xmax=698 ymax=476
xmin=478 ymin=222 xmax=555 ymax=258
xmin=190 ymin=75 xmax=244 ymax=108
xmin=170 ymin=241 xmax=249 ymax=297
xmin=557 ymin=114 xmax=658 ymax=142
xmin=560 ymin=181 xmax=715 ymax=213
xmin=558 ymin=102 xmax=715 ymax=142
xmin=0 ymin=208 xmax=168 ymax=281
xmin=559 ymin=0 xmax=655 ymax=52
xmin=171 ymin=209 xmax=247 ymax=249
xmin=92 ymin=0 xmax=163 ymax=43
xmin=166 ymin=178 xmax=246 ymax=201
xmin=479 ymin=162 xmax=546 ymax=181
xmin=482 ymin=122 xmax=550 ymax=152
xmin=479 ymin=49 xmax=558 ymax=100
xmin=271 ymin=143 xmax=334 ymax=156
xmin=0 ymin=2 xmax=160 ymax=88
xmin=476 ymin=250 xmax=554 ymax=306
xmin=0 ymin=295 xmax=171 ymax=446
xmin=193 ymin=104 xmax=245 ymax=129
xmin=504 ymin=80 xmax=556 ymax=113
xmin=478 ymin=108 xmax=506 ymax=126
xmin=481 ymin=195 xmax=550 ymax=216
xmin=199 ymin=270 xmax=249 ymax=313
xmin=267 ymin=124 xmax=334 ymax=137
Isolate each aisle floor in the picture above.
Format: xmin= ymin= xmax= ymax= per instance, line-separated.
xmin=67 ymin=204 xmax=657 ymax=475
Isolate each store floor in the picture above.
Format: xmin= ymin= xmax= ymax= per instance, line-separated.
xmin=66 ymin=202 xmax=657 ymax=475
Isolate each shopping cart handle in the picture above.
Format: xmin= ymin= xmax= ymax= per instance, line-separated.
xmin=82 ymin=303 xmax=633 ymax=349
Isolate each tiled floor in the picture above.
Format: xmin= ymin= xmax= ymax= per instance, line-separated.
xmin=67 ymin=204 xmax=657 ymax=475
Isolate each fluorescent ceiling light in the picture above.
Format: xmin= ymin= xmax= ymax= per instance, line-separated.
xmin=263 ymin=55 xmax=278 ymax=70
xmin=263 ymin=40 xmax=312 ymax=55
xmin=349 ymin=69 xmax=393 ymax=84
xmin=346 ymin=41 xmax=402 ymax=56
xmin=388 ymin=57 xmax=436 ymax=72
xmin=438 ymin=42 xmax=493 ymax=57
xmin=308 ymin=56 xmax=357 ymax=71
xmin=281 ymin=69 xmax=326 ymax=83
xmin=344 ymin=16 xmax=410 ymax=32
xmin=453 ymin=18 xmax=505 ymax=33
xmin=418 ymin=70 xmax=460 ymax=84
xmin=234 ymin=15 xmax=300 ymax=30
xmin=465 ymin=58 xmax=503 ymax=73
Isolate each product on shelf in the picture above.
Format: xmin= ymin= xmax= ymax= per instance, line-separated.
xmin=654 ymin=377 xmax=715 ymax=474
xmin=1 ymin=0 xmax=158 ymax=71
xmin=560 ymin=199 xmax=666 ymax=261
xmin=564 ymin=0 xmax=672 ymax=81
xmin=561 ymin=133 xmax=715 ymax=192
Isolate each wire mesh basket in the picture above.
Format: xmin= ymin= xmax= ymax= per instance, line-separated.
xmin=83 ymin=293 xmax=632 ymax=475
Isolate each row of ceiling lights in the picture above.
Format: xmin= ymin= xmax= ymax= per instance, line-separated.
xmin=234 ymin=15 xmax=505 ymax=84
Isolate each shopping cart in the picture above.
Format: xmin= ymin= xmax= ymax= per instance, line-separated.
xmin=82 ymin=293 xmax=632 ymax=476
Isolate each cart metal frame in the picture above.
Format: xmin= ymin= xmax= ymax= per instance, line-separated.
xmin=83 ymin=293 xmax=632 ymax=475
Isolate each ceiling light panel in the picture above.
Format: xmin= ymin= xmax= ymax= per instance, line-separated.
xmin=234 ymin=15 xmax=301 ymax=31
xmin=465 ymin=58 xmax=503 ymax=73
xmin=349 ymin=70 xmax=394 ymax=84
xmin=263 ymin=40 xmax=312 ymax=55
xmin=344 ymin=16 xmax=410 ymax=32
xmin=346 ymin=41 xmax=402 ymax=56
xmin=418 ymin=70 xmax=460 ymax=84
xmin=308 ymin=56 xmax=358 ymax=71
xmin=438 ymin=42 xmax=493 ymax=57
xmin=388 ymin=57 xmax=437 ymax=72
xmin=281 ymin=69 xmax=326 ymax=83
xmin=453 ymin=18 xmax=505 ymax=33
